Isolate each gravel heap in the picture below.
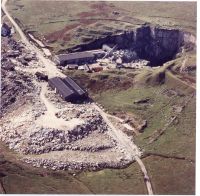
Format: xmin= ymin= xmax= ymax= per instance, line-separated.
xmin=1 ymin=91 xmax=113 ymax=155
xmin=22 ymin=155 xmax=130 ymax=171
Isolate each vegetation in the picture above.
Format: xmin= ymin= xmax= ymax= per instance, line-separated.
xmin=0 ymin=143 xmax=147 ymax=194
xmin=64 ymin=65 xmax=195 ymax=194
xmin=7 ymin=0 xmax=196 ymax=53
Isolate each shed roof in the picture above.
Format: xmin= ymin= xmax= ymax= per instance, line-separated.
xmin=62 ymin=77 xmax=86 ymax=96
xmin=56 ymin=51 xmax=95 ymax=63
xmin=49 ymin=77 xmax=75 ymax=98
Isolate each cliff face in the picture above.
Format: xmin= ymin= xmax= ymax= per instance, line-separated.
xmin=134 ymin=26 xmax=181 ymax=65
xmin=67 ymin=25 xmax=196 ymax=66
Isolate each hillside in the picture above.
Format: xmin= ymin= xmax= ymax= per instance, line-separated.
xmin=1 ymin=0 xmax=196 ymax=195
xmin=7 ymin=0 xmax=196 ymax=54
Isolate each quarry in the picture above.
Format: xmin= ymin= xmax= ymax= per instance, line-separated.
xmin=50 ymin=25 xmax=195 ymax=74
xmin=1 ymin=0 xmax=196 ymax=194
xmin=1 ymin=30 xmax=142 ymax=172
xmin=1 ymin=22 xmax=195 ymax=172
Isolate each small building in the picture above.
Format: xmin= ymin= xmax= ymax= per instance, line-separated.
xmin=1 ymin=23 xmax=11 ymax=37
xmin=48 ymin=77 xmax=87 ymax=102
xmin=62 ymin=77 xmax=87 ymax=98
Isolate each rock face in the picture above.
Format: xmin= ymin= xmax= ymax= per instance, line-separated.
xmin=67 ymin=25 xmax=195 ymax=66
xmin=135 ymin=26 xmax=181 ymax=65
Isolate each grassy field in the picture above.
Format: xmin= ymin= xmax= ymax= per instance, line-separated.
xmin=63 ymin=65 xmax=195 ymax=194
xmin=0 ymin=142 xmax=147 ymax=194
xmin=7 ymin=0 xmax=196 ymax=53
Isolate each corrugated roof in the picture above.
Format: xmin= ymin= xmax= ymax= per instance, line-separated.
xmin=49 ymin=77 xmax=75 ymax=98
xmin=56 ymin=51 xmax=95 ymax=62
xmin=62 ymin=77 xmax=86 ymax=96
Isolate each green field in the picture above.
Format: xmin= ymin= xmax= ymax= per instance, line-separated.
xmin=7 ymin=0 xmax=196 ymax=53
xmin=62 ymin=64 xmax=196 ymax=194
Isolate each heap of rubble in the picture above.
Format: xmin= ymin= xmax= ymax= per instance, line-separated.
xmin=22 ymin=154 xmax=130 ymax=171
xmin=1 ymin=37 xmax=40 ymax=117
xmin=112 ymin=49 xmax=137 ymax=62
xmin=0 ymin=84 xmax=114 ymax=155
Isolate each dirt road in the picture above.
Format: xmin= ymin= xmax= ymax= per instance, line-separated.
xmin=2 ymin=0 xmax=154 ymax=194
xmin=93 ymin=104 xmax=153 ymax=195
xmin=36 ymin=83 xmax=84 ymax=130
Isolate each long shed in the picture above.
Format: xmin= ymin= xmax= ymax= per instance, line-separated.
xmin=54 ymin=49 xmax=106 ymax=66
xmin=48 ymin=77 xmax=87 ymax=102
xmin=54 ymin=51 xmax=95 ymax=66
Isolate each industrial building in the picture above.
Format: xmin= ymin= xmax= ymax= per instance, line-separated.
xmin=54 ymin=49 xmax=105 ymax=66
xmin=48 ymin=77 xmax=88 ymax=102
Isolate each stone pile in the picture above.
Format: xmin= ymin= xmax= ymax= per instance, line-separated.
xmin=123 ymin=59 xmax=150 ymax=69
xmin=22 ymin=112 xmax=109 ymax=154
xmin=1 ymin=66 xmax=36 ymax=117
xmin=112 ymin=49 xmax=137 ymax=62
xmin=22 ymin=156 xmax=129 ymax=171
xmin=1 ymin=91 xmax=112 ymax=155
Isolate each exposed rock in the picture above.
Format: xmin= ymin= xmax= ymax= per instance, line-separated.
xmin=66 ymin=25 xmax=195 ymax=66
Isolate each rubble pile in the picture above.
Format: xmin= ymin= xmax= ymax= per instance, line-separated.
xmin=123 ymin=59 xmax=150 ymax=69
xmin=22 ymin=114 xmax=110 ymax=155
xmin=1 ymin=36 xmax=42 ymax=116
xmin=1 ymin=87 xmax=113 ymax=156
xmin=2 ymin=38 xmax=38 ymax=67
xmin=112 ymin=49 xmax=137 ymax=62
xmin=22 ymin=155 xmax=129 ymax=171
xmin=1 ymin=63 xmax=35 ymax=117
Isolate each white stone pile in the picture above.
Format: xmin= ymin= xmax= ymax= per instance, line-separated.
xmin=22 ymin=156 xmax=130 ymax=171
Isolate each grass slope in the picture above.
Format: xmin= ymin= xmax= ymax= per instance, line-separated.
xmin=64 ymin=66 xmax=195 ymax=194
xmin=7 ymin=0 xmax=196 ymax=53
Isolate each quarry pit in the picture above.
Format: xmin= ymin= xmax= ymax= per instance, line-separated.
xmin=53 ymin=25 xmax=195 ymax=72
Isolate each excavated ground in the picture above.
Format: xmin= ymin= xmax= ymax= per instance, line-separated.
xmin=67 ymin=25 xmax=195 ymax=67
xmin=1 ymin=37 xmax=140 ymax=171
xmin=1 ymin=24 xmax=195 ymax=172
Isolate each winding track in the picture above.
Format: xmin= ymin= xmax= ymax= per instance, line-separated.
xmin=2 ymin=0 xmax=153 ymax=194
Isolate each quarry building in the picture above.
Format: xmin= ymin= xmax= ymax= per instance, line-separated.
xmin=48 ymin=77 xmax=88 ymax=102
xmin=54 ymin=49 xmax=105 ymax=66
